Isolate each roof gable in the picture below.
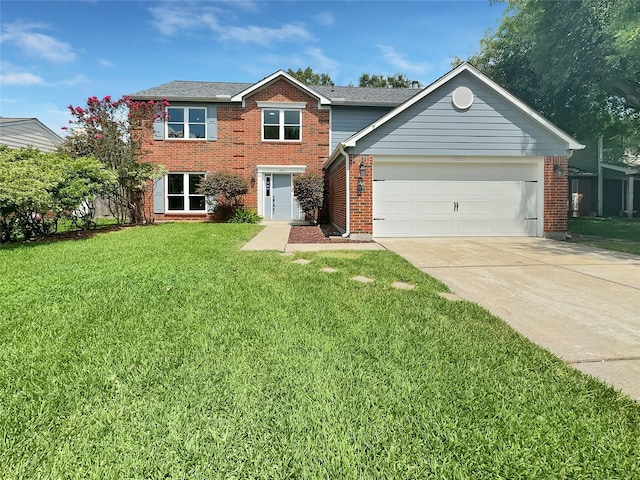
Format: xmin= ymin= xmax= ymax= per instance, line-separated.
xmin=230 ymin=70 xmax=331 ymax=106
xmin=341 ymin=63 xmax=584 ymax=152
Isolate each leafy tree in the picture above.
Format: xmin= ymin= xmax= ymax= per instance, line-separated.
xmin=293 ymin=174 xmax=324 ymax=223
xmin=468 ymin=0 xmax=639 ymax=159
xmin=60 ymin=95 xmax=168 ymax=224
xmin=359 ymin=73 xmax=420 ymax=88
xmin=286 ymin=67 xmax=333 ymax=86
xmin=0 ymin=146 xmax=115 ymax=242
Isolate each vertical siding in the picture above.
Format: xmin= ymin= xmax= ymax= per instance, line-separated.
xmin=353 ymin=71 xmax=571 ymax=158
xmin=331 ymin=106 xmax=392 ymax=151
xmin=0 ymin=121 xmax=63 ymax=152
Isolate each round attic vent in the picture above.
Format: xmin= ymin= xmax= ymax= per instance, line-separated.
xmin=452 ymin=86 xmax=474 ymax=110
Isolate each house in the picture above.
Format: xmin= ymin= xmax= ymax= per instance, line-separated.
xmin=130 ymin=63 xmax=584 ymax=239
xmin=0 ymin=117 xmax=64 ymax=153
xmin=568 ymin=138 xmax=639 ymax=218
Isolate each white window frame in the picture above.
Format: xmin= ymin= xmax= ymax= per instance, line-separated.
xmin=258 ymin=101 xmax=305 ymax=143
xmin=166 ymin=106 xmax=206 ymax=140
xmin=165 ymin=173 xmax=206 ymax=213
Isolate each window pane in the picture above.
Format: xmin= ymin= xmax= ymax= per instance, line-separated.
xmin=168 ymin=108 xmax=184 ymax=123
xmin=168 ymin=124 xmax=184 ymax=138
xmin=167 ymin=174 xmax=184 ymax=194
xmin=284 ymin=126 xmax=300 ymax=140
xmin=264 ymin=125 xmax=279 ymax=139
xmin=284 ymin=110 xmax=300 ymax=125
xmin=188 ymin=174 xmax=204 ymax=193
xmin=168 ymin=196 xmax=184 ymax=210
xmin=263 ymin=110 xmax=279 ymax=125
xmin=189 ymin=124 xmax=205 ymax=138
xmin=189 ymin=108 xmax=205 ymax=123
xmin=189 ymin=196 xmax=206 ymax=210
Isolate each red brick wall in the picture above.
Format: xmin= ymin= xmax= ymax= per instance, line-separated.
xmin=142 ymin=79 xmax=330 ymax=220
xmin=544 ymin=156 xmax=569 ymax=233
xmin=324 ymin=157 xmax=346 ymax=230
xmin=348 ymin=154 xmax=373 ymax=234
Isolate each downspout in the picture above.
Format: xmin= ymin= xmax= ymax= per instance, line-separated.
xmin=339 ymin=144 xmax=351 ymax=238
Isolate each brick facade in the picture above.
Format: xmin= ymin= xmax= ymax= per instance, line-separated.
xmin=142 ymin=79 xmax=330 ymax=221
xmin=348 ymin=154 xmax=373 ymax=236
xmin=543 ymin=156 xmax=569 ymax=234
xmin=324 ymin=157 xmax=346 ymax=231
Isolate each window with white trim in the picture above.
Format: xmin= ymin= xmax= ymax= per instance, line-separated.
xmin=166 ymin=173 xmax=206 ymax=211
xmin=167 ymin=107 xmax=206 ymax=139
xmin=262 ymin=109 xmax=301 ymax=141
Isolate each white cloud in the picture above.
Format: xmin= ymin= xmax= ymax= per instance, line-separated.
xmin=376 ymin=45 xmax=431 ymax=75
xmin=305 ymin=47 xmax=338 ymax=75
xmin=148 ymin=3 xmax=313 ymax=44
xmin=222 ymin=23 xmax=312 ymax=44
xmin=1 ymin=22 xmax=76 ymax=63
xmin=99 ymin=58 xmax=114 ymax=68
xmin=0 ymin=71 xmax=45 ymax=86
xmin=314 ymin=12 xmax=334 ymax=26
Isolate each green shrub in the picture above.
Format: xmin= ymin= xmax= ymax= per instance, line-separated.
xmin=0 ymin=145 xmax=115 ymax=242
xmin=197 ymin=172 xmax=248 ymax=208
xmin=227 ymin=209 xmax=262 ymax=224
xmin=293 ymin=174 xmax=324 ymax=223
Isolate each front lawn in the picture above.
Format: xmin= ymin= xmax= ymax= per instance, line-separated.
xmin=569 ymin=216 xmax=640 ymax=254
xmin=1 ymin=223 xmax=638 ymax=479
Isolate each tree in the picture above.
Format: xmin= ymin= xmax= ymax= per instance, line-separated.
xmin=468 ymin=0 xmax=639 ymax=159
xmin=359 ymin=73 xmax=420 ymax=88
xmin=286 ymin=67 xmax=333 ymax=86
xmin=60 ymin=95 xmax=168 ymax=224
xmin=293 ymin=174 xmax=324 ymax=223
xmin=0 ymin=146 xmax=115 ymax=242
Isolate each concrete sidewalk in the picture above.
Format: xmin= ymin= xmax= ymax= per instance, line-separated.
xmin=241 ymin=221 xmax=292 ymax=251
xmin=241 ymin=221 xmax=384 ymax=252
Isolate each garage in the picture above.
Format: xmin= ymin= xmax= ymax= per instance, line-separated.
xmin=373 ymin=159 xmax=542 ymax=237
xmin=324 ymin=63 xmax=584 ymax=240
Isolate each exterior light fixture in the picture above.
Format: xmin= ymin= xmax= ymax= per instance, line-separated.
xmin=553 ymin=164 xmax=565 ymax=178
xmin=357 ymin=177 xmax=365 ymax=193
xmin=359 ymin=162 xmax=366 ymax=177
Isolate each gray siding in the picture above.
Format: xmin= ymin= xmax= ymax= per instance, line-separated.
xmin=0 ymin=120 xmax=63 ymax=152
xmin=331 ymin=106 xmax=392 ymax=152
xmin=569 ymin=139 xmax=597 ymax=173
xmin=353 ymin=71 xmax=570 ymax=157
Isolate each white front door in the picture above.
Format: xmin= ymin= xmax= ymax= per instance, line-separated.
xmin=264 ymin=174 xmax=294 ymax=220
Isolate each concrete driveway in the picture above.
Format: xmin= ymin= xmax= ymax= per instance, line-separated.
xmin=377 ymin=237 xmax=640 ymax=402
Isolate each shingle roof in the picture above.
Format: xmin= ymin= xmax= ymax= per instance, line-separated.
xmin=130 ymin=79 xmax=421 ymax=106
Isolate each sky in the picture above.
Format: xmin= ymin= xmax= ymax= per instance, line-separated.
xmin=0 ymin=0 xmax=506 ymax=136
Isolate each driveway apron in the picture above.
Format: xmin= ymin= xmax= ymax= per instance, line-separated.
xmin=377 ymin=237 xmax=640 ymax=402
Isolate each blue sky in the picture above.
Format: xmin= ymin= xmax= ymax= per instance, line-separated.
xmin=0 ymin=0 xmax=506 ymax=136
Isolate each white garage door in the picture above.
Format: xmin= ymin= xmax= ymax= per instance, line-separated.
xmin=373 ymin=161 xmax=540 ymax=237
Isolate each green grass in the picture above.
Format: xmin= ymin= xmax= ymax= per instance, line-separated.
xmin=1 ymin=223 xmax=639 ymax=479
xmin=568 ymin=217 xmax=640 ymax=255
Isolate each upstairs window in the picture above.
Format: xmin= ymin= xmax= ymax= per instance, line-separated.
xmin=167 ymin=107 xmax=206 ymax=139
xmin=167 ymin=173 xmax=206 ymax=211
xmin=263 ymin=109 xmax=301 ymax=141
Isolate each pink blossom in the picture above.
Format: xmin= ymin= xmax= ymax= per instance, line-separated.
xmin=94 ymin=134 xmax=103 ymax=139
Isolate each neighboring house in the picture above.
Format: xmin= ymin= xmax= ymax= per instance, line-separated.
xmin=0 ymin=117 xmax=63 ymax=153
xmin=131 ymin=63 xmax=584 ymax=239
xmin=568 ymin=138 xmax=639 ymax=218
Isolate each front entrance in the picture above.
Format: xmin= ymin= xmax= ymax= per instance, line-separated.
xmin=264 ymin=174 xmax=293 ymax=220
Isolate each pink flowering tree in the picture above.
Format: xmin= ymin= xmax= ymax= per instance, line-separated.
xmin=60 ymin=95 xmax=169 ymax=224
